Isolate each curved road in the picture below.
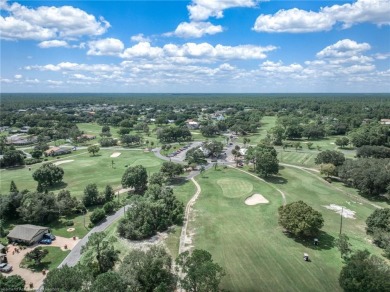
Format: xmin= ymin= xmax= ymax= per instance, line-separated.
xmin=58 ymin=205 xmax=131 ymax=268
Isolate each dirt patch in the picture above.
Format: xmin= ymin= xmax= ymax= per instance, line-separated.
xmin=119 ymin=232 xmax=168 ymax=252
xmin=110 ymin=152 xmax=121 ymax=158
xmin=245 ymin=194 xmax=269 ymax=205
xmin=53 ymin=160 xmax=74 ymax=166
xmin=323 ymin=204 xmax=356 ymax=219
xmin=67 ymin=228 xmax=75 ymax=232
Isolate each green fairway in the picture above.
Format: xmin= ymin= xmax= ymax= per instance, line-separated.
xmin=278 ymin=150 xmax=317 ymax=167
xmin=217 ymin=177 xmax=253 ymax=198
xmin=0 ymin=149 xmax=163 ymax=197
xmin=191 ymin=167 xmax=385 ymax=292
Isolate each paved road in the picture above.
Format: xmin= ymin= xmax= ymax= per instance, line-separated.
xmin=58 ymin=205 xmax=130 ymax=268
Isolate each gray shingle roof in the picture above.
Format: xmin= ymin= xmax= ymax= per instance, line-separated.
xmin=7 ymin=224 xmax=48 ymax=242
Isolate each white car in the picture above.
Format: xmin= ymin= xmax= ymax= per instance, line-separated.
xmin=0 ymin=263 xmax=12 ymax=273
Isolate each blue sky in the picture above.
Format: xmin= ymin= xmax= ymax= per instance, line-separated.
xmin=1 ymin=0 xmax=389 ymax=93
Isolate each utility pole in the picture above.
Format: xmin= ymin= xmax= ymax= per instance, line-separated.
xmin=339 ymin=207 xmax=343 ymax=235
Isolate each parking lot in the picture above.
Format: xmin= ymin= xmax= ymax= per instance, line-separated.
xmin=4 ymin=236 xmax=80 ymax=290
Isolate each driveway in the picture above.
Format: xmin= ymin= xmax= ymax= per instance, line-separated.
xmin=5 ymin=236 xmax=80 ymax=291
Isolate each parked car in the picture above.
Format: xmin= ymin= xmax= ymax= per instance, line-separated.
xmin=0 ymin=263 xmax=12 ymax=273
xmin=44 ymin=233 xmax=56 ymax=240
xmin=39 ymin=238 xmax=52 ymax=245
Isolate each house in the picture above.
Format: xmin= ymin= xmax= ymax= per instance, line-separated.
xmin=77 ymin=134 xmax=96 ymax=141
xmin=7 ymin=225 xmax=49 ymax=245
xmin=7 ymin=135 xmax=37 ymax=145
xmin=239 ymin=148 xmax=248 ymax=156
xmin=380 ymin=119 xmax=390 ymax=125
xmin=19 ymin=126 xmax=31 ymax=133
xmin=186 ymin=120 xmax=200 ymax=130
xmin=44 ymin=147 xmax=72 ymax=156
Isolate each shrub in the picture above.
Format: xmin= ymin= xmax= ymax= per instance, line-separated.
xmin=103 ymin=201 xmax=116 ymax=214
xmin=90 ymin=208 xmax=106 ymax=225
xmin=65 ymin=220 xmax=74 ymax=226
xmin=25 ymin=158 xmax=43 ymax=165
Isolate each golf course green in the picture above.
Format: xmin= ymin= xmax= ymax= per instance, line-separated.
xmin=191 ymin=167 xmax=385 ymax=292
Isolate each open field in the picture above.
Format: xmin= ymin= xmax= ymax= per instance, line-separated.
xmin=190 ymin=167 xmax=385 ymax=292
xmin=0 ymin=149 xmax=163 ymax=197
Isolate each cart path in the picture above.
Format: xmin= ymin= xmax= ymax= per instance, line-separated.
xmin=229 ymin=166 xmax=287 ymax=206
xmin=179 ymin=178 xmax=201 ymax=254
xmin=58 ymin=204 xmax=130 ymax=269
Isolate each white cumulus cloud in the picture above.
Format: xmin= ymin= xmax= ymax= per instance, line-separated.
xmin=87 ymin=38 xmax=124 ymax=56
xmin=170 ymin=21 xmax=223 ymax=38
xmin=120 ymin=42 xmax=276 ymax=61
xmin=188 ymin=0 xmax=259 ymax=21
xmin=253 ymin=8 xmax=335 ymax=33
xmin=130 ymin=33 xmax=151 ymax=43
xmin=0 ymin=1 xmax=110 ymax=40
xmin=253 ymin=0 xmax=390 ymax=33
xmin=38 ymin=40 xmax=69 ymax=48
xmin=316 ymin=39 xmax=371 ymax=58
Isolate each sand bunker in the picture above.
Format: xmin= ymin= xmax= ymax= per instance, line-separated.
xmin=323 ymin=204 xmax=356 ymax=219
xmin=110 ymin=152 xmax=121 ymax=158
xmin=54 ymin=160 xmax=74 ymax=166
xmin=67 ymin=228 xmax=75 ymax=232
xmin=245 ymin=194 xmax=269 ymax=205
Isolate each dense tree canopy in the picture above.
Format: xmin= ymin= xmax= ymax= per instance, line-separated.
xmin=82 ymin=183 xmax=100 ymax=207
xmin=0 ymin=274 xmax=25 ymax=291
xmin=339 ymin=250 xmax=390 ymax=292
xmin=160 ymin=161 xmax=184 ymax=180
xmin=246 ymin=144 xmax=279 ymax=177
xmin=278 ymin=201 xmax=324 ymax=236
xmin=203 ymin=140 xmax=224 ymax=158
xmin=119 ymin=246 xmax=176 ymax=291
xmin=186 ymin=148 xmax=207 ymax=165
xmin=338 ymin=158 xmax=390 ymax=197
xmin=43 ymin=265 xmax=92 ymax=291
xmin=18 ymin=191 xmax=59 ymax=224
xmin=176 ymin=249 xmax=226 ymax=292
xmin=118 ymin=185 xmax=184 ymax=240
xmin=81 ymin=231 xmax=119 ymax=275
xmin=0 ymin=150 xmax=25 ymax=167
xmin=121 ymin=165 xmax=148 ymax=195
xmin=32 ymin=163 xmax=64 ymax=187
xmin=157 ymin=126 xmax=192 ymax=143
xmin=356 ymin=145 xmax=390 ymax=159
xmin=349 ymin=124 xmax=390 ymax=147
xmin=315 ymin=150 xmax=345 ymax=166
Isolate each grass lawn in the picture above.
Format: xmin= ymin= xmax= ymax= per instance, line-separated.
xmin=191 ymin=167 xmax=385 ymax=292
xmin=278 ymin=149 xmax=318 ymax=167
xmin=0 ymin=149 xmax=163 ymax=198
xmin=20 ymin=246 xmax=70 ymax=271
xmin=238 ymin=116 xmax=277 ymax=145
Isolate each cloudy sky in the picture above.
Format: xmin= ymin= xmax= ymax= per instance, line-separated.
xmin=1 ymin=0 xmax=389 ymax=93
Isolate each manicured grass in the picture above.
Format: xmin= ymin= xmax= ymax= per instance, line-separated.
xmin=191 ymin=167 xmax=385 ymax=292
xmin=238 ymin=116 xmax=277 ymax=145
xmin=48 ymin=211 xmax=94 ymax=239
xmin=20 ymin=246 xmax=70 ymax=271
xmin=0 ymin=149 xmax=163 ymax=198
xmin=278 ymin=150 xmax=317 ymax=167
